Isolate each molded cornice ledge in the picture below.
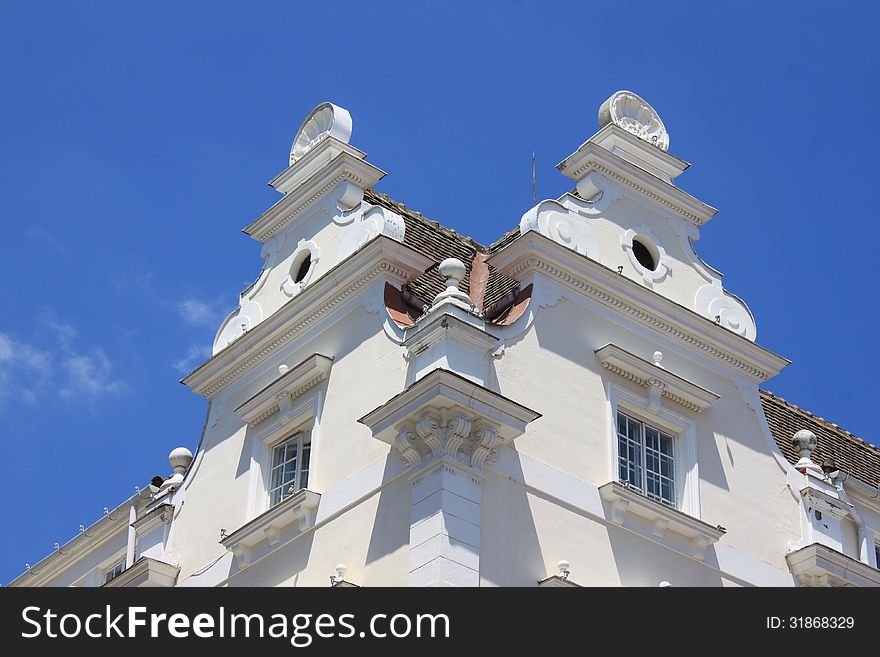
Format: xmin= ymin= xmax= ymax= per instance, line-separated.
xmin=235 ymin=354 xmax=333 ymax=426
xmin=221 ymin=489 xmax=321 ymax=569
xmin=557 ymin=131 xmax=715 ymax=226
xmin=488 ymin=231 xmax=789 ymax=382
xmin=102 ymin=557 xmax=180 ymax=588
xmin=245 ymin=137 xmax=386 ymax=242
xmin=786 ymin=543 xmax=880 ymax=587
xmin=182 ymin=236 xmax=435 ymax=399
xmin=595 ymin=343 xmax=719 ymax=413
xmin=7 ymin=490 xmax=153 ymax=587
xmin=358 ymin=368 xmax=541 ymax=469
xmin=599 ymin=481 xmax=726 ymax=561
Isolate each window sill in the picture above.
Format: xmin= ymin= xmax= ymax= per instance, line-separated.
xmin=599 ymin=481 xmax=725 ymax=561
xmin=221 ymin=489 xmax=320 ymax=568
xmin=786 ymin=543 xmax=880 ymax=587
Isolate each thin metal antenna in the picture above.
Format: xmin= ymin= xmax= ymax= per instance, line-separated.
xmin=531 ymin=151 xmax=537 ymax=205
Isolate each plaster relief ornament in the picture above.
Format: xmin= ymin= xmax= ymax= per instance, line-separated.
xmin=289 ymin=102 xmax=353 ymax=166
xmin=598 ymin=91 xmax=669 ymax=152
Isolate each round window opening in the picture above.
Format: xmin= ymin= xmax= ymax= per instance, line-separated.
xmin=632 ymin=237 xmax=658 ymax=271
xmin=293 ymin=253 xmax=312 ymax=284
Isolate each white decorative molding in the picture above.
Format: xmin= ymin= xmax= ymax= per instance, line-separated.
xmin=281 ymin=239 xmax=320 ymax=298
xmin=598 ymin=90 xmax=669 ymax=152
xmin=234 ymin=353 xmax=332 ymax=426
xmin=488 ymin=231 xmax=789 ymax=382
xmin=596 ymin=343 xmax=719 ymax=413
xmin=557 ymin=138 xmax=713 ymax=227
xmin=786 ymin=543 xmax=880 ymax=587
xmin=336 ymin=206 xmax=406 ymax=264
xmin=695 ymin=282 xmax=757 ymax=341
xmin=519 ymin=200 xmax=598 ymax=259
xmin=183 ymin=236 xmax=434 ymax=399
xmin=102 ymin=557 xmax=180 ymax=588
xmin=213 ymin=300 xmax=263 ymax=356
xmin=289 ymin=102 xmax=353 ymax=166
xmin=358 ymin=368 xmax=541 ymax=467
xmin=574 ymin=172 xmax=620 ymax=214
xmin=247 ymin=138 xmax=386 ymax=242
xmin=599 ymin=482 xmax=726 ymax=561
xmin=621 ymin=225 xmax=671 ymax=286
xmin=221 ymin=489 xmax=321 ymax=568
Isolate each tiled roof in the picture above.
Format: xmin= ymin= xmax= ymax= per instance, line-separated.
xmin=761 ymin=390 xmax=879 ymax=488
xmin=364 ymin=188 xmax=520 ymax=309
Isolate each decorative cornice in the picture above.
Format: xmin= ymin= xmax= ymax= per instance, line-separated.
xmin=599 ymin=481 xmax=726 ymax=561
xmin=359 ymin=368 xmax=541 ymax=466
xmin=221 ymin=490 xmax=321 ymax=568
xmin=102 ymin=557 xmax=180 ymax=588
xmin=786 ymin=543 xmax=880 ymax=587
xmin=7 ymin=490 xmax=152 ymax=587
xmin=245 ymin=140 xmax=385 ymax=242
xmin=235 ymin=354 xmax=333 ymax=426
xmin=489 ymin=231 xmax=789 ymax=382
xmin=182 ymin=236 xmax=435 ymax=399
xmin=557 ymin=139 xmax=715 ymax=226
xmin=595 ymin=343 xmax=719 ymax=413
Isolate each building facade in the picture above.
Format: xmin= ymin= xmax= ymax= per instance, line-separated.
xmin=10 ymin=92 xmax=880 ymax=587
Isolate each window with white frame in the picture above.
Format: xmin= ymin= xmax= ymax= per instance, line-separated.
xmin=104 ymin=558 xmax=126 ymax=584
xmin=269 ymin=431 xmax=311 ymax=507
xmin=617 ymin=411 xmax=676 ymax=507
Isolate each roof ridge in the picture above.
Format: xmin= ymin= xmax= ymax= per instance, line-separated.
xmin=760 ymin=389 xmax=879 ymax=455
xmin=364 ymin=188 xmax=487 ymax=251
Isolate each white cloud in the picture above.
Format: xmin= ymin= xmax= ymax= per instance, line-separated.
xmin=60 ymin=348 xmax=126 ymax=403
xmin=0 ymin=314 xmax=126 ymax=411
xmin=175 ymin=298 xmax=226 ymax=329
xmin=172 ymin=343 xmax=212 ymax=374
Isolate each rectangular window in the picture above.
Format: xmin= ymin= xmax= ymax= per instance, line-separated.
xmin=104 ymin=558 xmax=125 ymax=584
xmin=617 ymin=411 xmax=676 ymax=507
xmin=269 ymin=431 xmax=311 ymax=507
xmin=875 ymin=543 xmax=880 ymax=570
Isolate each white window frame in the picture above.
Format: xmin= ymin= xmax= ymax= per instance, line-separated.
xmin=616 ymin=410 xmax=677 ymax=507
xmin=244 ymin=387 xmax=324 ymax=519
xmin=267 ymin=430 xmax=312 ymax=508
xmin=103 ymin=557 xmax=126 ymax=584
xmin=606 ymin=382 xmax=700 ymax=518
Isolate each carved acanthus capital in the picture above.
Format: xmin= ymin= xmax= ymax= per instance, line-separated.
xmin=390 ymin=412 xmax=500 ymax=470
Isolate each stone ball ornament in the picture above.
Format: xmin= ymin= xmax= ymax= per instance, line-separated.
xmin=791 ymin=429 xmax=817 ymax=457
xmin=169 ymin=447 xmax=194 ymax=472
xmin=598 ymin=90 xmax=669 ymax=152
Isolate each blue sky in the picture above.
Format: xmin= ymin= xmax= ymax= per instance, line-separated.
xmin=0 ymin=2 xmax=877 ymax=584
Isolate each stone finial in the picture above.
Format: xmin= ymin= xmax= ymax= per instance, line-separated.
xmin=792 ymin=429 xmax=820 ymax=475
xmin=331 ymin=563 xmax=348 ymax=585
xmin=598 ymin=90 xmax=669 ymax=151
xmin=289 ymin=102 xmax=352 ymax=166
xmin=652 ymin=351 xmax=663 ymax=367
xmin=557 ymin=559 xmax=571 ymax=580
xmin=160 ymin=447 xmax=194 ymax=492
xmin=431 ymin=258 xmax=474 ymax=310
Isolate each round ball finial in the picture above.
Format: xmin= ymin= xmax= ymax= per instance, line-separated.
xmin=168 ymin=447 xmax=194 ymax=473
xmin=652 ymin=351 xmax=663 ymax=366
xmin=557 ymin=559 xmax=571 ymax=575
xmin=438 ymin=257 xmax=467 ymax=284
xmin=278 ymin=364 xmax=289 ymax=375
xmin=598 ymin=90 xmax=669 ymax=151
xmin=335 ymin=563 xmax=348 ymax=578
xmin=791 ymin=429 xmax=817 ymax=458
